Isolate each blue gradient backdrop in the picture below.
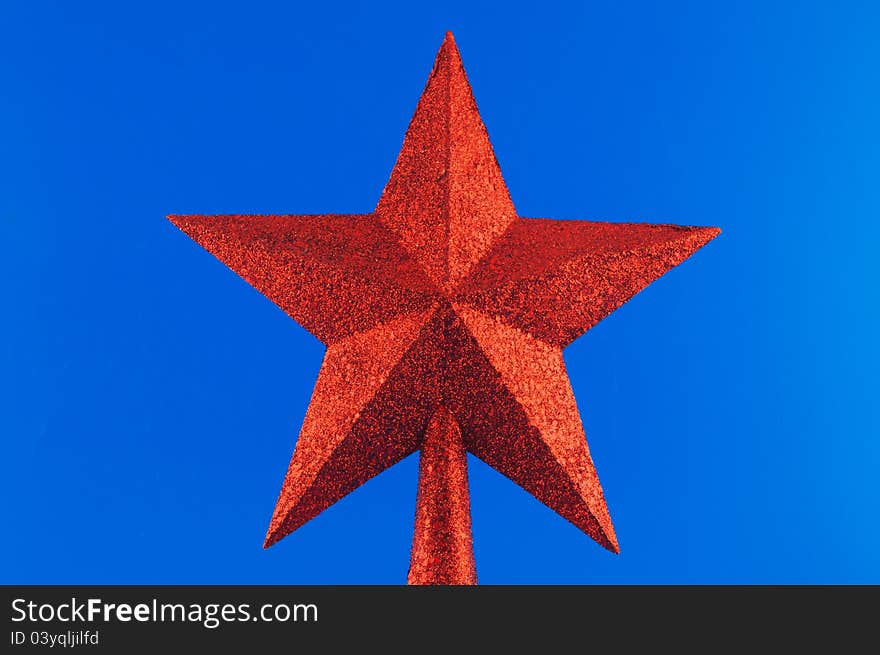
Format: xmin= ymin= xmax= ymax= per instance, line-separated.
xmin=3 ymin=1 xmax=878 ymax=583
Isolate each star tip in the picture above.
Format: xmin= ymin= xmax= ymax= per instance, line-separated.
xmin=688 ymin=225 xmax=721 ymax=247
xmin=597 ymin=522 xmax=620 ymax=553
xmin=701 ymin=226 xmax=722 ymax=246
xmin=439 ymin=30 xmax=461 ymax=58
xmin=263 ymin=517 xmax=294 ymax=549
xmin=604 ymin=534 xmax=620 ymax=554
xmin=166 ymin=214 xmax=188 ymax=228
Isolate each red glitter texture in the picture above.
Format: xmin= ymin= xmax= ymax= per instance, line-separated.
xmin=169 ymin=32 xmax=719 ymax=582
xmin=408 ymin=408 xmax=477 ymax=585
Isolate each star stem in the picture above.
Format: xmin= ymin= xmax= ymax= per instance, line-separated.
xmin=407 ymin=407 xmax=477 ymax=585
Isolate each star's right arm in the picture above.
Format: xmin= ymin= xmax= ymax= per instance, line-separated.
xmin=457 ymin=218 xmax=720 ymax=347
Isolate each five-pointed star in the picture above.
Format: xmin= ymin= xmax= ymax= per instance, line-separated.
xmin=169 ymin=32 xmax=718 ymax=554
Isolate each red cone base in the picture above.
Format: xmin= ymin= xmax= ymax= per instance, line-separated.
xmin=407 ymin=407 xmax=477 ymax=585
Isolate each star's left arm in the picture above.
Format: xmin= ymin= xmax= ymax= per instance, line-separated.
xmin=168 ymin=213 xmax=437 ymax=345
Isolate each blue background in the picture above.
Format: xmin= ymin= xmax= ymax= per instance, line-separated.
xmin=3 ymin=1 xmax=878 ymax=584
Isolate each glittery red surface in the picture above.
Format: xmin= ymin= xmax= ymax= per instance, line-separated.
xmin=407 ymin=408 xmax=477 ymax=585
xmin=169 ymin=32 xmax=719 ymax=582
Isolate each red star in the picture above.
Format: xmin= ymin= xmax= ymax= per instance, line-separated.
xmin=170 ymin=32 xmax=718 ymax=584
